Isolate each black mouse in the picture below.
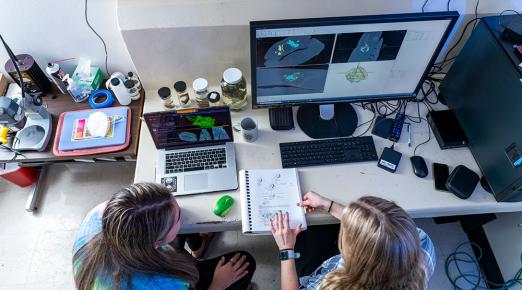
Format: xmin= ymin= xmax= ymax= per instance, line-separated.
xmin=410 ymin=156 xmax=428 ymax=178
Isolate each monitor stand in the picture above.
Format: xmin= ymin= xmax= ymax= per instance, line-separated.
xmin=297 ymin=103 xmax=358 ymax=139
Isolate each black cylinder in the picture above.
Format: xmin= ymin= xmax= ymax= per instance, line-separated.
xmin=5 ymin=54 xmax=52 ymax=94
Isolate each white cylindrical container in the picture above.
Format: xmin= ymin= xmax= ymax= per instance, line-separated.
xmin=110 ymin=78 xmax=131 ymax=105
xmin=106 ymin=72 xmax=125 ymax=90
xmin=45 ymin=63 xmax=68 ymax=94
xmin=192 ymin=78 xmax=209 ymax=108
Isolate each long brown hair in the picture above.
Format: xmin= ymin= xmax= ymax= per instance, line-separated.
xmin=73 ymin=183 xmax=198 ymax=289
xmin=320 ymin=196 xmax=426 ymax=290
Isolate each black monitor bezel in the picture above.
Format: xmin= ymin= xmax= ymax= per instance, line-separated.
xmin=249 ymin=11 xmax=459 ymax=109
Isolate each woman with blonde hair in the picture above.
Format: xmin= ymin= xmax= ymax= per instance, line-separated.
xmin=270 ymin=192 xmax=435 ymax=290
xmin=73 ymin=182 xmax=255 ymax=290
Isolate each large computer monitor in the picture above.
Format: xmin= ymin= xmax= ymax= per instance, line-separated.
xmin=250 ymin=12 xmax=458 ymax=138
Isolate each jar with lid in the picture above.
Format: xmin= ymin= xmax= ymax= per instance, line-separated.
xmin=127 ymin=72 xmax=142 ymax=91
xmin=124 ymin=79 xmax=140 ymax=101
xmin=220 ymin=68 xmax=247 ymax=111
xmin=192 ymin=78 xmax=209 ymax=108
xmin=207 ymin=91 xmax=223 ymax=107
xmin=158 ymin=87 xmax=175 ymax=109
xmin=174 ymin=81 xmax=192 ymax=108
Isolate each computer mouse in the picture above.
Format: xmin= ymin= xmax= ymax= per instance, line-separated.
xmin=410 ymin=156 xmax=428 ymax=178
xmin=214 ymin=195 xmax=234 ymax=217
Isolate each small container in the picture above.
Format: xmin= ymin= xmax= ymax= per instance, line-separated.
xmin=158 ymin=87 xmax=175 ymax=108
xmin=174 ymin=81 xmax=192 ymax=108
xmin=221 ymin=68 xmax=247 ymax=111
xmin=110 ymin=78 xmax=131 ymax=106
xmin=207 ymin=91 xmax=223 ymax=107
xmin=46 ymin=62 xmax=68 ymax=94
xmin=127 ymin=72 xmax=142 ymax=91
xmin=124 ymin=79 xmax=140 ymax=100
xmin=192 ymin=78 xmax=209 ymax=108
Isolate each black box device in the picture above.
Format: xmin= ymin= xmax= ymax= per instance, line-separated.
xmin=378 ymin=147 xmax=402 ymax=173
xmin=427 ymin=110 xmax=467 ymax=149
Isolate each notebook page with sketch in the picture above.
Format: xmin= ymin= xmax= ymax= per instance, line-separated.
xmin=239 ymin=168 xmax=307 ymax=235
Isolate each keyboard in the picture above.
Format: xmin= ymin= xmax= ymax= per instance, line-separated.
xmin=165 ymin=148 xmax=227 ymax=174
xmin=279 ymin=136 xmax=378 ymax=168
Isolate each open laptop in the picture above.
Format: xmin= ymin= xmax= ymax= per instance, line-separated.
xmin=143 ymin=107 xmax=238 ymax=195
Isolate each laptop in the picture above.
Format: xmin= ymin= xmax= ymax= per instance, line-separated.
xmin=143 ymin=107 xmax=238 ymax=195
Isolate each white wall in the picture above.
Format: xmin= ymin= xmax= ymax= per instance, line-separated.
xmin=0 ymin=0 xmax=520 ymax=92
xmin=0 ymin=0 xmax=136 ymax=80
xmin=118 ymin=0 xmax=522 ymax=91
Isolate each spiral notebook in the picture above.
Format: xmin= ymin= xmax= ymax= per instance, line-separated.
xmin=239 ymin=169 xmax=307 ymax=235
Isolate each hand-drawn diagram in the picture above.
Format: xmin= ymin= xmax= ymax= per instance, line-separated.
xmin=254 ymin=173 xmax=293 ymax=225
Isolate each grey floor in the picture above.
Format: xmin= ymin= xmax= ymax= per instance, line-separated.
xmin=0 ymin=163 xmax=481 ymax=290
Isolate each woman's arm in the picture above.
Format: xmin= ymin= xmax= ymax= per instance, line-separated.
xmin=300 ymin=192 xmax=344 ymax=220
xmin=271 ymin=212 xmax=302 ymax=290
xmin=281 ymin=260 xmax=299 ymax=290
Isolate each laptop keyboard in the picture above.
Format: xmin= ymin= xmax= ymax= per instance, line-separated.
xmin=165 ymin=148 xmax=227 ymax=174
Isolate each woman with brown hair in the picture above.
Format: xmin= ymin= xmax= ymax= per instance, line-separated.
xmin=270 ymin=192 xmax=435 ymax=290
xmin=72 ymin=182 xmax=256 ymax=290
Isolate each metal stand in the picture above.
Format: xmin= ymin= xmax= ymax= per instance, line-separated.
xmin=25 ymin=166 xmax=47 ymax=212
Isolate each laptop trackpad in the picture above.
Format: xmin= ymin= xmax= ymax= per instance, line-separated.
xmin=184 ymin=174 xmax=208 ymax=191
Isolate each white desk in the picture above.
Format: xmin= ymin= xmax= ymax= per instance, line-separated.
xmin=135 ymin=89 xmax=522 ymax=233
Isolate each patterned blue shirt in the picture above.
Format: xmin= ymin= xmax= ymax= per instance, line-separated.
xmin=72 ymin=203 xmax=190 ymax=290
xmin=299 ymin=228 xmax=436 ymax=290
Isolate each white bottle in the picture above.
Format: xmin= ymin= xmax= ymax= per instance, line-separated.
xmin=110 ymin=78 xmax=132 ymax=105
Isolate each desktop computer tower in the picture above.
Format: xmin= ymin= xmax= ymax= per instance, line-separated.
xmin=440 ymin=15 xmax=522 ymax=202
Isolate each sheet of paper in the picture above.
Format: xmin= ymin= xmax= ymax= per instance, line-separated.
xmin=241 ymin=169 xmax=306 ymax=234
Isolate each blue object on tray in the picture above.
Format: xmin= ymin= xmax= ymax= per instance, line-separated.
xmin=58 ymin=107 xmax=128 ymax=151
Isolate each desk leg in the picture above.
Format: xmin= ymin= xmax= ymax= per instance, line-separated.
xmin=25 ymin=166 xmax=47 ymax=212
xmin=434 ymin=214 xmax=504 ymax=288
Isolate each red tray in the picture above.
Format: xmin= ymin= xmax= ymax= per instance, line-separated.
xmin=53 ymin=107 xmax=131 ymax=157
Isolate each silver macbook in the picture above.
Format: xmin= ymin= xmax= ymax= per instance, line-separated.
xmin=143 ymin=107 xmax=238 ymax=195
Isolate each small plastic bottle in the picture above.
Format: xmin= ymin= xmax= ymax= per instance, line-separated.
xmin=221 ymin=68 xmax=247 ymax=111
xmin=174 ymin=81 xmax=192 ymax=108
xmin=207 ymin=91 xmax=223 ymax=107
xmin=192 ymin=78 xmax=209 ymax=108
xmin=110 ymin=78 xmax=132 ymax=105
xmin=124 ymin=79 xmax=140 ymax=100
xmin=127 ymin=72 xmax=142 ymax=91
xmin=158 ymin=87 xmax=175 ymax=109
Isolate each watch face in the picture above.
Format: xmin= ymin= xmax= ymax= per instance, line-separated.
xmin=279 ymin=251 xmax=289 ymax=260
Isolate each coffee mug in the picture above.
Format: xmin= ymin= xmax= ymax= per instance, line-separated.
xmin=233 ymin=117 xmax=258 ymax=142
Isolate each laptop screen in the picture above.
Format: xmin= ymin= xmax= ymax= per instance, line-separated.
xmin=143 ymin=107 xmax=234 ymax=149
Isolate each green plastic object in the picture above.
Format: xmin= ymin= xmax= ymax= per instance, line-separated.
xmin=214 ymin=195 xmax=234 ymax=217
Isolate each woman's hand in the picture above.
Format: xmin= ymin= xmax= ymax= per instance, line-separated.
xmin=300 ymin=191 xmax=331 ymax=212
xmin=270 ymin=211 xmax=302 ymax=250
xmin=208 ymin=253 xmax=249 ymax=290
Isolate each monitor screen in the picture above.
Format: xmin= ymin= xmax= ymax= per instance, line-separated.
xmin=144 ymin=107 xmax=233 ymax=149
xmin=250 ymin=12 xmax=458 ymax=107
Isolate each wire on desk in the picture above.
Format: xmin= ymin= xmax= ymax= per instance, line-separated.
xmin=499 ymin=10 xmax=522 ymax=27
xmin=447 ymin=0 xmax=451 ymax=11
xmin=0 ymin=138 xmax=25 ymax=161
xmin=473 ymin=0 xmax=480 ymax=30
xmin=421 ymin=0 xmax=429 ymax=12
xmin=445 ymin=242 xmax=522 ymax=289
xmin=412 ymin=115 xmax=431 ymax=157
xmin=84 ymin=0 xmax=110 ymax=76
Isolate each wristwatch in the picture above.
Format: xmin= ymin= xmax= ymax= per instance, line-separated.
xmin=279 ymin=250 xmax=301 ymax=261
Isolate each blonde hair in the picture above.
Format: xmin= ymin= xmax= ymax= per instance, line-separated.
xmin=73 ymin=183 xmax=198 ymax=290
xmin=320 ymin=196 xmax=426 ymax=290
